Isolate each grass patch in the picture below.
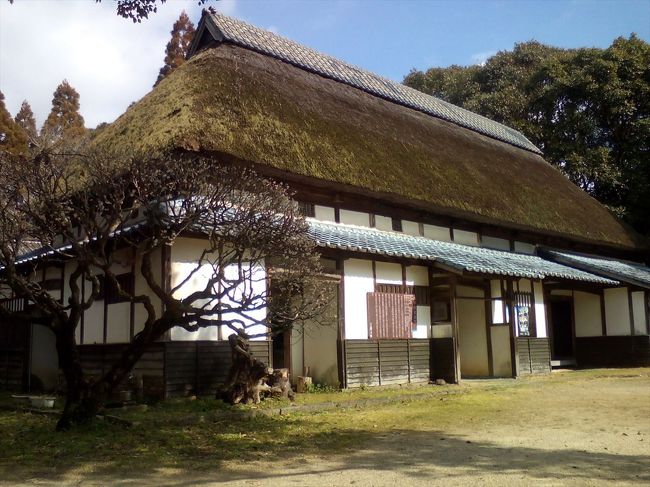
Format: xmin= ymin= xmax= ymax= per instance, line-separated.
xmin=1 ymin=368 xmax=648 ymax=483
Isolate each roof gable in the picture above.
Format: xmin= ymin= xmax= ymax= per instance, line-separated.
xmin=190 ymin=12 xmax=541 ymax=155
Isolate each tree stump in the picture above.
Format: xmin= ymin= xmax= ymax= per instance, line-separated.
xmin=219 ymin=334 xmax=295 ymax=404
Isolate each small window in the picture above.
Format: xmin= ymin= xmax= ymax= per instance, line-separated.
xmin=104 ymin=273 xmax=135 ymax=304
xmin=391 ymin=218 xmax=402 ymax=232
xmin=297 ymin=202 xmax=315 ymax=218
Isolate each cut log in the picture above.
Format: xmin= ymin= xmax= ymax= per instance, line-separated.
xmin=219 ymin=334 xmax=295 ymax=404
xmin=296 ymin=376 xmax=312 ymax=393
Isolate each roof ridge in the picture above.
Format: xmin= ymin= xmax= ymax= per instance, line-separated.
xmin=199 ymin=12 xmax=542 ymax=155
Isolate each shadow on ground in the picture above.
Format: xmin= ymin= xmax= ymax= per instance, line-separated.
xmin=0 ymin=408 xmax=648 ymax=486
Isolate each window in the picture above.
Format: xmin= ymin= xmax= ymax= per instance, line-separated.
xmin=367 ymin=292 xmax=415 ymax=339
xmin=514 ymin=291 xmax=535 ymax=336
xmin=102 ymin=273 xmax=135 ymax=304
xmin=297 ymin=201 xmax=315 ymax=218
xmin=391 ymin=218 xmax=403 ymax=232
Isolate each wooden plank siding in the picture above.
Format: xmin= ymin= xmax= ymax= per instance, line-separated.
xmin=344 ymin=339 xmax=431 ymax=387
xmin=164 ymin=340 xmax=273 ymax=398
xmin=517 ymin=337 xmax=551 ymax=375
xmin=575 ymin=336 xmax=650 ymax=367
xmin=78 ymin=343 xmax=165 ymax=397
xmin=0 ymin=297 xmax=29 ymax=391
xmin=0 ymin=349 xmax=25 ymax=391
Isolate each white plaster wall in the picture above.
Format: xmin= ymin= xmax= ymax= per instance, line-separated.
xmin=375 ymin=262 xmax=402 ymax=284
xmin=133 ymin=246 xmax=162 ymax=336
xmin=454 ymin=229 xmax=479 ymax=246
xmin=490 ymin=279 xmax=505 ymax=324
xmin=431 ymin=324 xmax=452 ymax=338
xmin=83 ymin=275 xmax=105 ymax=344
xmin=30 ymin=324 xmax=59 ymax=390
xmin=407 ymin=265 xmax=430 ymax=338
xmin=314 ymin=205 xmax=336 ymax=222
xmin=290 ymin=325 xmax=304 ymax=382
xmin=343 ymin=259 xmax=374 ymax=339
xmin=106 ymin=303 xmax=130 ymax=343
xmin=604 ymin=287 xmax=631 ymax=336
xmin=402 ymin=220 xmax=420 ymax=236
xmin=413 ymin=307 xmax=430 ymax=338
xmin=423 ymin=224 xmax=451 ymax=242
xmin=514 ymin=241 xmax=536 ymax=255
xmin=456 ymin=285 xmax=489 ymax=377
xmin=405 ymin=266 xmax=428 ymax=286
xmin=631 ymin=291 xmax=647 ymax=335
xmin=302 ymin=306 xmax=339 ymax=386
xmin=375 ymin=215 xmax=393 ymax=231
xmin=574 ymin=291 xmax=602 ymax=337
xmin=533 ymin=281 xmax=547 ymax=337
xmin=518 ymin=279 xmax=532 ymax=293
xmin=340 ymin=209 xmax=370 ymax=227
xmin=482 ymin=236 xmax=510 ymax=251
xmin=490 ymin=325 xmax=512 ymax=377
xmin=170 ymin=237 xmax=266 ymax=341
xmin=551 ymin=290 xmax=573 ymax=297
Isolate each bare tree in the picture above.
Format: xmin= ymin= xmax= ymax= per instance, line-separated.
xmin=0 ymin=147 xmax=326 ymax=430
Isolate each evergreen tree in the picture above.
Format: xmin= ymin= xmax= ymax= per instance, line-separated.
xmin=41 ymin=80 xmax=86 ymax=142
xmin=154 ymin=11 xmax=195 ymax=86
xmin=404 ymin=36 xmax=650 ymax=236
xmin=0 ymin=91 xmax=28 ymax=155
xmin=14 ymin=100 xmax=37 ymax=140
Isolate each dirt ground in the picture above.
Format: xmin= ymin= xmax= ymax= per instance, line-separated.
xmin=3 ymin=368 xmax=650 ymax=486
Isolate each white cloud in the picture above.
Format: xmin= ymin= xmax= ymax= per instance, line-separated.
xmin=0 ymin=0 xmax=237 ymax=129
xmin=470 ymin=50 xmax=497 ymax=66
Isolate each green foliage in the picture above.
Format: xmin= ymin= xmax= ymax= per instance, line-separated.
xmin=0 ymin=91 xmax=28 ymax=155
xmin=405 ymin=36 xmax=650 ymax=236
xmin=306 ymin=382 xmax=339 ymax=394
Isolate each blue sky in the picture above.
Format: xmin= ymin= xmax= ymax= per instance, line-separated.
xmin=1 ymin=0 xmax=648 ymax=127
xmin=229 ymin=0 xmax=650 ymax=81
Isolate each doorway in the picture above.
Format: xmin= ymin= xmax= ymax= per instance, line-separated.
xmin=549 ymin=298 xmax=575 ymax=364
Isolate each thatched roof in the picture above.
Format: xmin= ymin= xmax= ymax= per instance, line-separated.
xmin=92 ymin=16 xmax=644 ymax=252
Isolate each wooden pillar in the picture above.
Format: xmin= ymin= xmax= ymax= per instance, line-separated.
xmin=628 ymin=287 xmax=635 ymax=336
xmin=506 ymin=279 xmax=519 ymax=378
xmin=449 ymin=276 xmax=461 ymax=384
xmin=336 ymin=258 xmax=347 ymax=389
xmin=483 ymin=280 xmax=494 ymax=377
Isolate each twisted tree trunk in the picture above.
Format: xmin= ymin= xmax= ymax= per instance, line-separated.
xmin=55 ymin=328 xmax=104 ymax=431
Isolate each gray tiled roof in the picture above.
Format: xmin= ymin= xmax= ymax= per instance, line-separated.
xmin=543 ymin=250 xmax=650 ymax=289
xmin=201 ymin=13 xmax=541 ymax=155
xmin=308 ymin=219 xmax=618 ymax=284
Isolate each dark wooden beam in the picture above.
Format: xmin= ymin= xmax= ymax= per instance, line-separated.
xmin=449 ymin=276 xmax=461 ymax=384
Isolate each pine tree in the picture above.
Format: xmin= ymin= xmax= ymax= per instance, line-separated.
xmin=42 ymin=80 xmax=86 ymax=142
xmin=0 ymin=91 xmax=28 ymax=155
xmin=14 ymin=100 xmax=37 ymax=140
xmin=154 ymin=11 xmax=195 ymax=86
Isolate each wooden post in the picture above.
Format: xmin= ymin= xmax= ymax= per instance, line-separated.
xmin=449 ymin=276 xmax=461 ymax=384
xmin=627 ymin=287 xmax=635 ymax=336
xmin=484 ymin=280 xmax=494 ymax=377
xmin=336 ymin=258 xmax=347 ymax=389
xmin=506 ymin=279 xmax=519 ymax=378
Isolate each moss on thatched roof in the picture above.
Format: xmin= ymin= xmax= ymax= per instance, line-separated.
xmin=93 ymin=44 xmax=643 ymax=251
